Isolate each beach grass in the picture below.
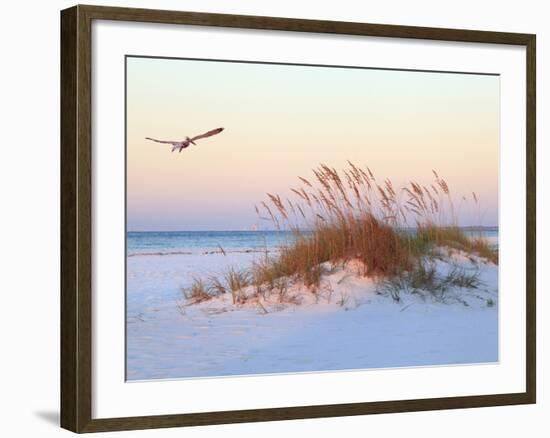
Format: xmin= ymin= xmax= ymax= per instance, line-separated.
xmin=181 ymin=278 xmax=211 ymax=304
xmin=182 ymin=163 xmax=497 ymax=305
xmin=410 ymin=224 xmax=498 ymax=263
xmin=376 ymin=262 xmax=482 ymax=303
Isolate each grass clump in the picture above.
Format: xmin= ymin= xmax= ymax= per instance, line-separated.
xmin=377 ymin=261 xmax=482 ymax=303
xmin=410 ymin=225 xmax=497 ymax=264
xmin=182 ymin=278 xmax=212 ymax=304
xmin=182 ymin=268 xmax=250 ymax=305
xmin=224 ymin=268 xmax=250 ymax=304
xmin=182 ymin=163 xmax=496 ymax=306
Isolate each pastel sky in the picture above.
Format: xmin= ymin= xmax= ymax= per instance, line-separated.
xmin=126 ymin=57 xmax=499 ymax=231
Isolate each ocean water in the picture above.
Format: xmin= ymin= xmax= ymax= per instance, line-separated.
xmin=464 ymin=228 xmax=499 ymax=244
xmin=127 ymin=230 xmax=298 ymax=256
xmin=127 ymin=228 xmax=498 ymax=256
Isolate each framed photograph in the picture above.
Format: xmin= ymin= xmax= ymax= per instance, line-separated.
xmin=60 ymin=5 xmax=536 ymax=433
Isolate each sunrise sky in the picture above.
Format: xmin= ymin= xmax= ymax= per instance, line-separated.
xmin=126 ymin=56 xmax=499 ymax=231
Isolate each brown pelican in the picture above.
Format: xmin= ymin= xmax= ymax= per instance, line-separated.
xmin=145 ymin=127 xmax=224 ymax=152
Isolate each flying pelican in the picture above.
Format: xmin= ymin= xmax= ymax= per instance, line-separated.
xmin=145 ymin=127 xmax=224 ymax=152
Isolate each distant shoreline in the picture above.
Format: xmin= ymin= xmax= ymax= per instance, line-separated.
xmin=127 ymin=248 xmax=281 ymax=257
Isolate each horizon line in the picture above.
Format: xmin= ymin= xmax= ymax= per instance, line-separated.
xmin=127 ymin=226 xmax=500 ymax=233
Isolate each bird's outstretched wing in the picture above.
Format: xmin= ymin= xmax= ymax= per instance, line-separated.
xmin=190 ymin=127 xmax=224 ymax=142
xmin=145 ymin=137 xmax=178 ymax=145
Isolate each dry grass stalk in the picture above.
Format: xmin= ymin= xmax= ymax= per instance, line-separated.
xmin=184 ymin=163 xmax=497 ymax=306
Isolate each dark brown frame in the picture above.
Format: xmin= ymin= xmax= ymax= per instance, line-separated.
xmin=61 ymin=4 xmax=536 ymax=433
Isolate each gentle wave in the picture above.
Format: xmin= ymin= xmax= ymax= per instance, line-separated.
xmin=127 ymin=248 xmax=281 ymax=257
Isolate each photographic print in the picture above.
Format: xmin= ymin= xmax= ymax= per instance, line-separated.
xmin=125 ymin=56 xmax=499 ymax=381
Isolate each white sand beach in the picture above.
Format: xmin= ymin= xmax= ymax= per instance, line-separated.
xmin=126 ymin=250 xmax=498 ymax=381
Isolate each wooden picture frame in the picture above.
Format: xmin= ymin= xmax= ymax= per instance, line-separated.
xmin=61 ymin=4 xmax=536 ymax=433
